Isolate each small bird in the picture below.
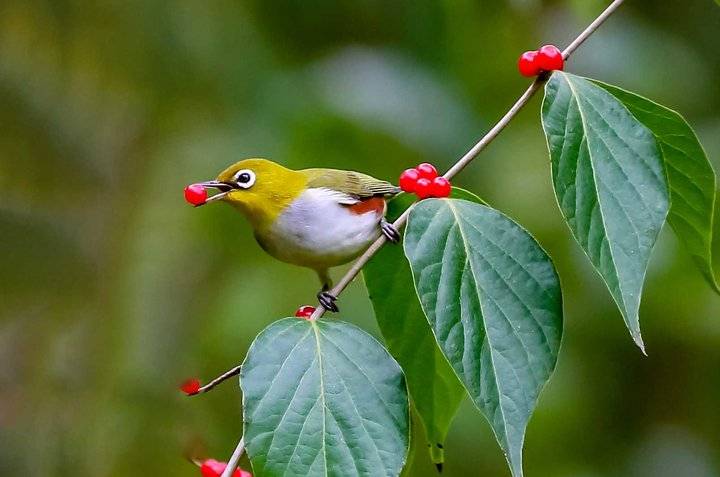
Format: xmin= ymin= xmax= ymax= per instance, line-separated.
xmin=195 ymin=158 xmax=401 ymax=312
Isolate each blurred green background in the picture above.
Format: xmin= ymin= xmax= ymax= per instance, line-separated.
xmin=1 ymin=0 xmax=719 ymax=475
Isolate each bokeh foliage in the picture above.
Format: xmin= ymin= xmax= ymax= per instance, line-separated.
xmin=1 ymin=0 xmax=719 ymax=476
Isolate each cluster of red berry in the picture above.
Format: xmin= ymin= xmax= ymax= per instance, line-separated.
xmin=199 ymin=459 xmax=252 ymax=477
xmin=518 ymin=45 xmax=564 ymax=77
xmin=185 ymin=184 xmax=208 ymax=206
xmin=399 ymin=163 xmax=451 ymax=199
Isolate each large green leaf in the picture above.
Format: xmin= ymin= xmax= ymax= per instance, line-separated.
xmin=363 ymin=188 xmax=480 ymax=469
xmin=541 ymin=71 xmax=669 ymax=351
xmin=241 ymin=318 xmax=410 ymax=477
xmin=592 ymin=80 xmax=719 ymax=293
xmin=404 ymin=199 xmax=563 ymax=477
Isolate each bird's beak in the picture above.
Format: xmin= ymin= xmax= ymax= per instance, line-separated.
xmin=197 ymin=180 xmax=235 ymax=204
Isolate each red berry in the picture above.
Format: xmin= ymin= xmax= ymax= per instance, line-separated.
xmin=430 ymin=177 xmax=451 ymax=198
xmin=399 ymin=168 xmax=420 ymax=193
xmin=200 ymin=459 xmax=249 ymax=477
xmin=414 ymin=178 xmax=433 ymax=199
xmin=200 ymin=460 xmax=225 ymax=477
xmin=537 ymin=45 xmax=564 ymax=72
xmin=295 ymin=305 xmax=316 ymax=319
xmin=185 ymin=184 xmax=208 ymax=206
xmin=518 ymin=50 xmax=540 ymax=77
xmin=416 ymin=163 xmax=438 ymax=180
xmin=180 ymin=378 xmax=201 ymax=395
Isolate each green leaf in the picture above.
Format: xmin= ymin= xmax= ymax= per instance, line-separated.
xmin=591 ymin=80 xmax=719 ymax=293
xmin=363 ymin=188 xmax=480 ymax=468
xmin=541 ymin=71 xmax=669 ymax=351
xmin=404 ymin=199 xmax=563 ymax=477
xmin=241 ymin=318 xmax=410 ymax=477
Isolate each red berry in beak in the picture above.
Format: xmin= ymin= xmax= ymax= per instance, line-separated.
xmin=295 ymin=305 xmax=316 ymax=319
xmin=180 ymin=378 xmax=201 ymax=395
xmin=416 ymin=163 xmax=438 ymax=180
xmin=518 ymin=50 xmax=540 ymax=77
xmin=430 ymin=177 xmax=451 ymax=198
xmin=399 ymin=168 xmax=420 ymax=192
xmin=414 ymin=178 xmax=433 ymax=199
xmin=185 ymin=184 xmax=208 ymax=206
xmin=537 ymin=45 xmax=564 ymax=72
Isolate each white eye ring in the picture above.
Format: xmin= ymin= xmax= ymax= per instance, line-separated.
xmin=233 ymin=169 xmax=256 ymax=189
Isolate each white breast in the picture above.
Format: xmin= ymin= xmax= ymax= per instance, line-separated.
xmin=259 ymin=188 xmax=383 ymax=270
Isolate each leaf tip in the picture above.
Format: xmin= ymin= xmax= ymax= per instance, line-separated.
xmin=631 ymin=331 xmax=647 ymax=356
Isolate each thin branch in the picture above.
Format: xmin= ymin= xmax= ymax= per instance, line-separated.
xmin=562 ymin=0 xmax=625 ymax=59
xmin=188 ymin=365 xmax=242 ymax=396
xmin=221 ymin=437 xmax=245 ymax=477
xmin=442 ymin=77 xmax=546 ymax=181
xmin=223 ymin=1 xmax=626 ymax=473
xmin=307 ymin=0 xmax=625 ymax=322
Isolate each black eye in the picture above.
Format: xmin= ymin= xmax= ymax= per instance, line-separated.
xmin=233 ymin=169 xmax=256 ymax=189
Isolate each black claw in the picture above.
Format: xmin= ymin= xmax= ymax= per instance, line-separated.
xmin=317 ymin=290 xmax=339 ymax=313
xmin=381 ymin=220 xmax=400 ymax=244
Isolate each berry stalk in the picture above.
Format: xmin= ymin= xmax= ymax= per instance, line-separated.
xmin=182 ymin=365 xmax=242 ymax=396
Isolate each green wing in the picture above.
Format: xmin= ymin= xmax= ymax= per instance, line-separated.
xmin=303 ymin=168 xmax=400 ymax=198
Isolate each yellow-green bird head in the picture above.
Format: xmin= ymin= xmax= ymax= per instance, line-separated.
xmin=199 ymin=158 xmax=307 ymax=230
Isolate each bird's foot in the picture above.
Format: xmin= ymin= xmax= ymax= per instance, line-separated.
xmin=381 ymin=219 xmax=400 ymax=243
xmin=317 ymin=290 xmax=339 ymax=313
